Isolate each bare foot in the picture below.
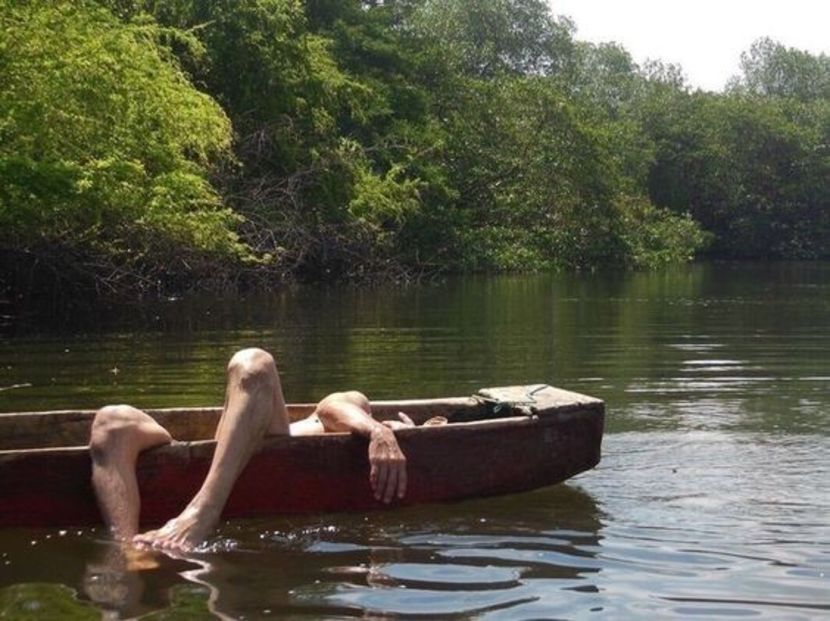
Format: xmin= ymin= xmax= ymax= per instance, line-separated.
xmin=133 ymin=504 xmax=220 ymax=552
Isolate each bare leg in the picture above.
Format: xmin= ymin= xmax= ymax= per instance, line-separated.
xmin=134 ymin=348 xmax=288 ymax=551
xmin=90 ymin=405 xmax=173 ymax=541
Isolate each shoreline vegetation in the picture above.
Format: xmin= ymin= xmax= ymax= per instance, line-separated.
xmin=1 ymin=1 xmax=828 ymax=310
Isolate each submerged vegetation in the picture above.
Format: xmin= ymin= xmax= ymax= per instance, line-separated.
xmin=0 ymin=0 xmax=827 ymax=302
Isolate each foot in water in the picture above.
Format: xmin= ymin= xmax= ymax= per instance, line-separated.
xmin=133 ymin=504 xmax=220 ymax=552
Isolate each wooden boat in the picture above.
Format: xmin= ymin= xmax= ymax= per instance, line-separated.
xmin=0 ymin=385 xmax=604 ymax=529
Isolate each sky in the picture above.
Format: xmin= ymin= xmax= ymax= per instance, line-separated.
xmin=550 ymin=0 xmax=830 ymax=91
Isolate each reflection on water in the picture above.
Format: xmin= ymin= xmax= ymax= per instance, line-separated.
xmin=0 ymin=486 xmax=604 ymax=619
xmin=1 ymin=262 xmax=829 ymax=618
xmin=0 ymin=583 xmax=99 ymax=620
xmin=2 ymin=461 xmax=828 ymax=619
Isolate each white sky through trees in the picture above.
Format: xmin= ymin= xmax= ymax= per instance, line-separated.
xmin=550 ymin=0 xmax=830 ymax=91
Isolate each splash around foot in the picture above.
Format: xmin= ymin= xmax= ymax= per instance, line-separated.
xmin=133 ymin=505 xmax=220 ymax=553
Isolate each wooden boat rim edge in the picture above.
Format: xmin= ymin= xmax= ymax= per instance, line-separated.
xmin=0 ymin=390 xmax=604 ymax=419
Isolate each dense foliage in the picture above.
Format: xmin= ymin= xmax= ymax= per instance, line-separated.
xmin=0 ymin=1 xmax=254 ymax=296
xmin=1 ymin=0 xmax=827 ymax=302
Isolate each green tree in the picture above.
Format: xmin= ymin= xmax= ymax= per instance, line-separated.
xmin=641 ymin=90 xmax=829 ymax=258
xmin=730 ymin=37 xmax=830 ymax=102
xmin=1 ymin=0 xmax=726 ymax=309
xmin=0 ymin=0 xmax=250 ymax=298
xmin=128 ymin=0 xmax=433 ymax=279
xmin=410 ymin=0 xmax=576 ymax=79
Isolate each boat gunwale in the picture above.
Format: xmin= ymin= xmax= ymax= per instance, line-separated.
xmin=0 ymin=392 xmax=604 ymax=421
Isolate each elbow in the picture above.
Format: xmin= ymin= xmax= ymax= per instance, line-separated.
xmin=315 ymin=391 xmax=373 ymax=433
xmin=315 ymin=402 xmax=346 ymax=432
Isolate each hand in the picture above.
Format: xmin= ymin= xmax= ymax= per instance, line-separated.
xmin=381 ymin=411 xmax=416 ymax=431
xmin=368 ymin=424 xmax=407 ymax=503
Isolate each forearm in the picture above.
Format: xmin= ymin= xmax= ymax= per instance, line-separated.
xmin=316 ymin=391 xmax=407 ymax=503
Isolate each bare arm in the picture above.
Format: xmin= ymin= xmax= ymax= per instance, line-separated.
xmin=315 ymin=391 xmax=407 ymax=503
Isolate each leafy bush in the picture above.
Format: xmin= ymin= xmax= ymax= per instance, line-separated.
xmin=0 ymin=1 xmax=252 ymax=295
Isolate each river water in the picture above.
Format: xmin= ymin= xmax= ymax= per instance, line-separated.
xmin=0 ymin=262 xmax=828 ymax=619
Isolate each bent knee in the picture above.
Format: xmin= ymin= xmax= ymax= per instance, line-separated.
xmin=89 ymin=405 xmax=170 ymax=457
xmin=91 ymin=404 xmax=144 ymax=433
xmin=90 ymin=405 xmax=140 ymax=451
xmin=227 ymin=348 xmax=277 ymax=387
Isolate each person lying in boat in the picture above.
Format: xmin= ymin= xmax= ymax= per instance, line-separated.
xmin=89 ymin=347 xmax=422 ymax=552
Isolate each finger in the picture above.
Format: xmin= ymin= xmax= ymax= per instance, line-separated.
xmin=397 ymin=459 xmax=407 ymax=499
xmin=397 ymin=412 xmax=415 ymax=426
xmin=383 ymin=463 xmax=398 ymax=504
xmin=370 ymin=459 xmax=379 ymax=493
xmin=375 ymin=460 xmax=388 ymax=501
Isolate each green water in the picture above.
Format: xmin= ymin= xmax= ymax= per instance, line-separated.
xmin=1 ymin=262 xmax=828 ymax=619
